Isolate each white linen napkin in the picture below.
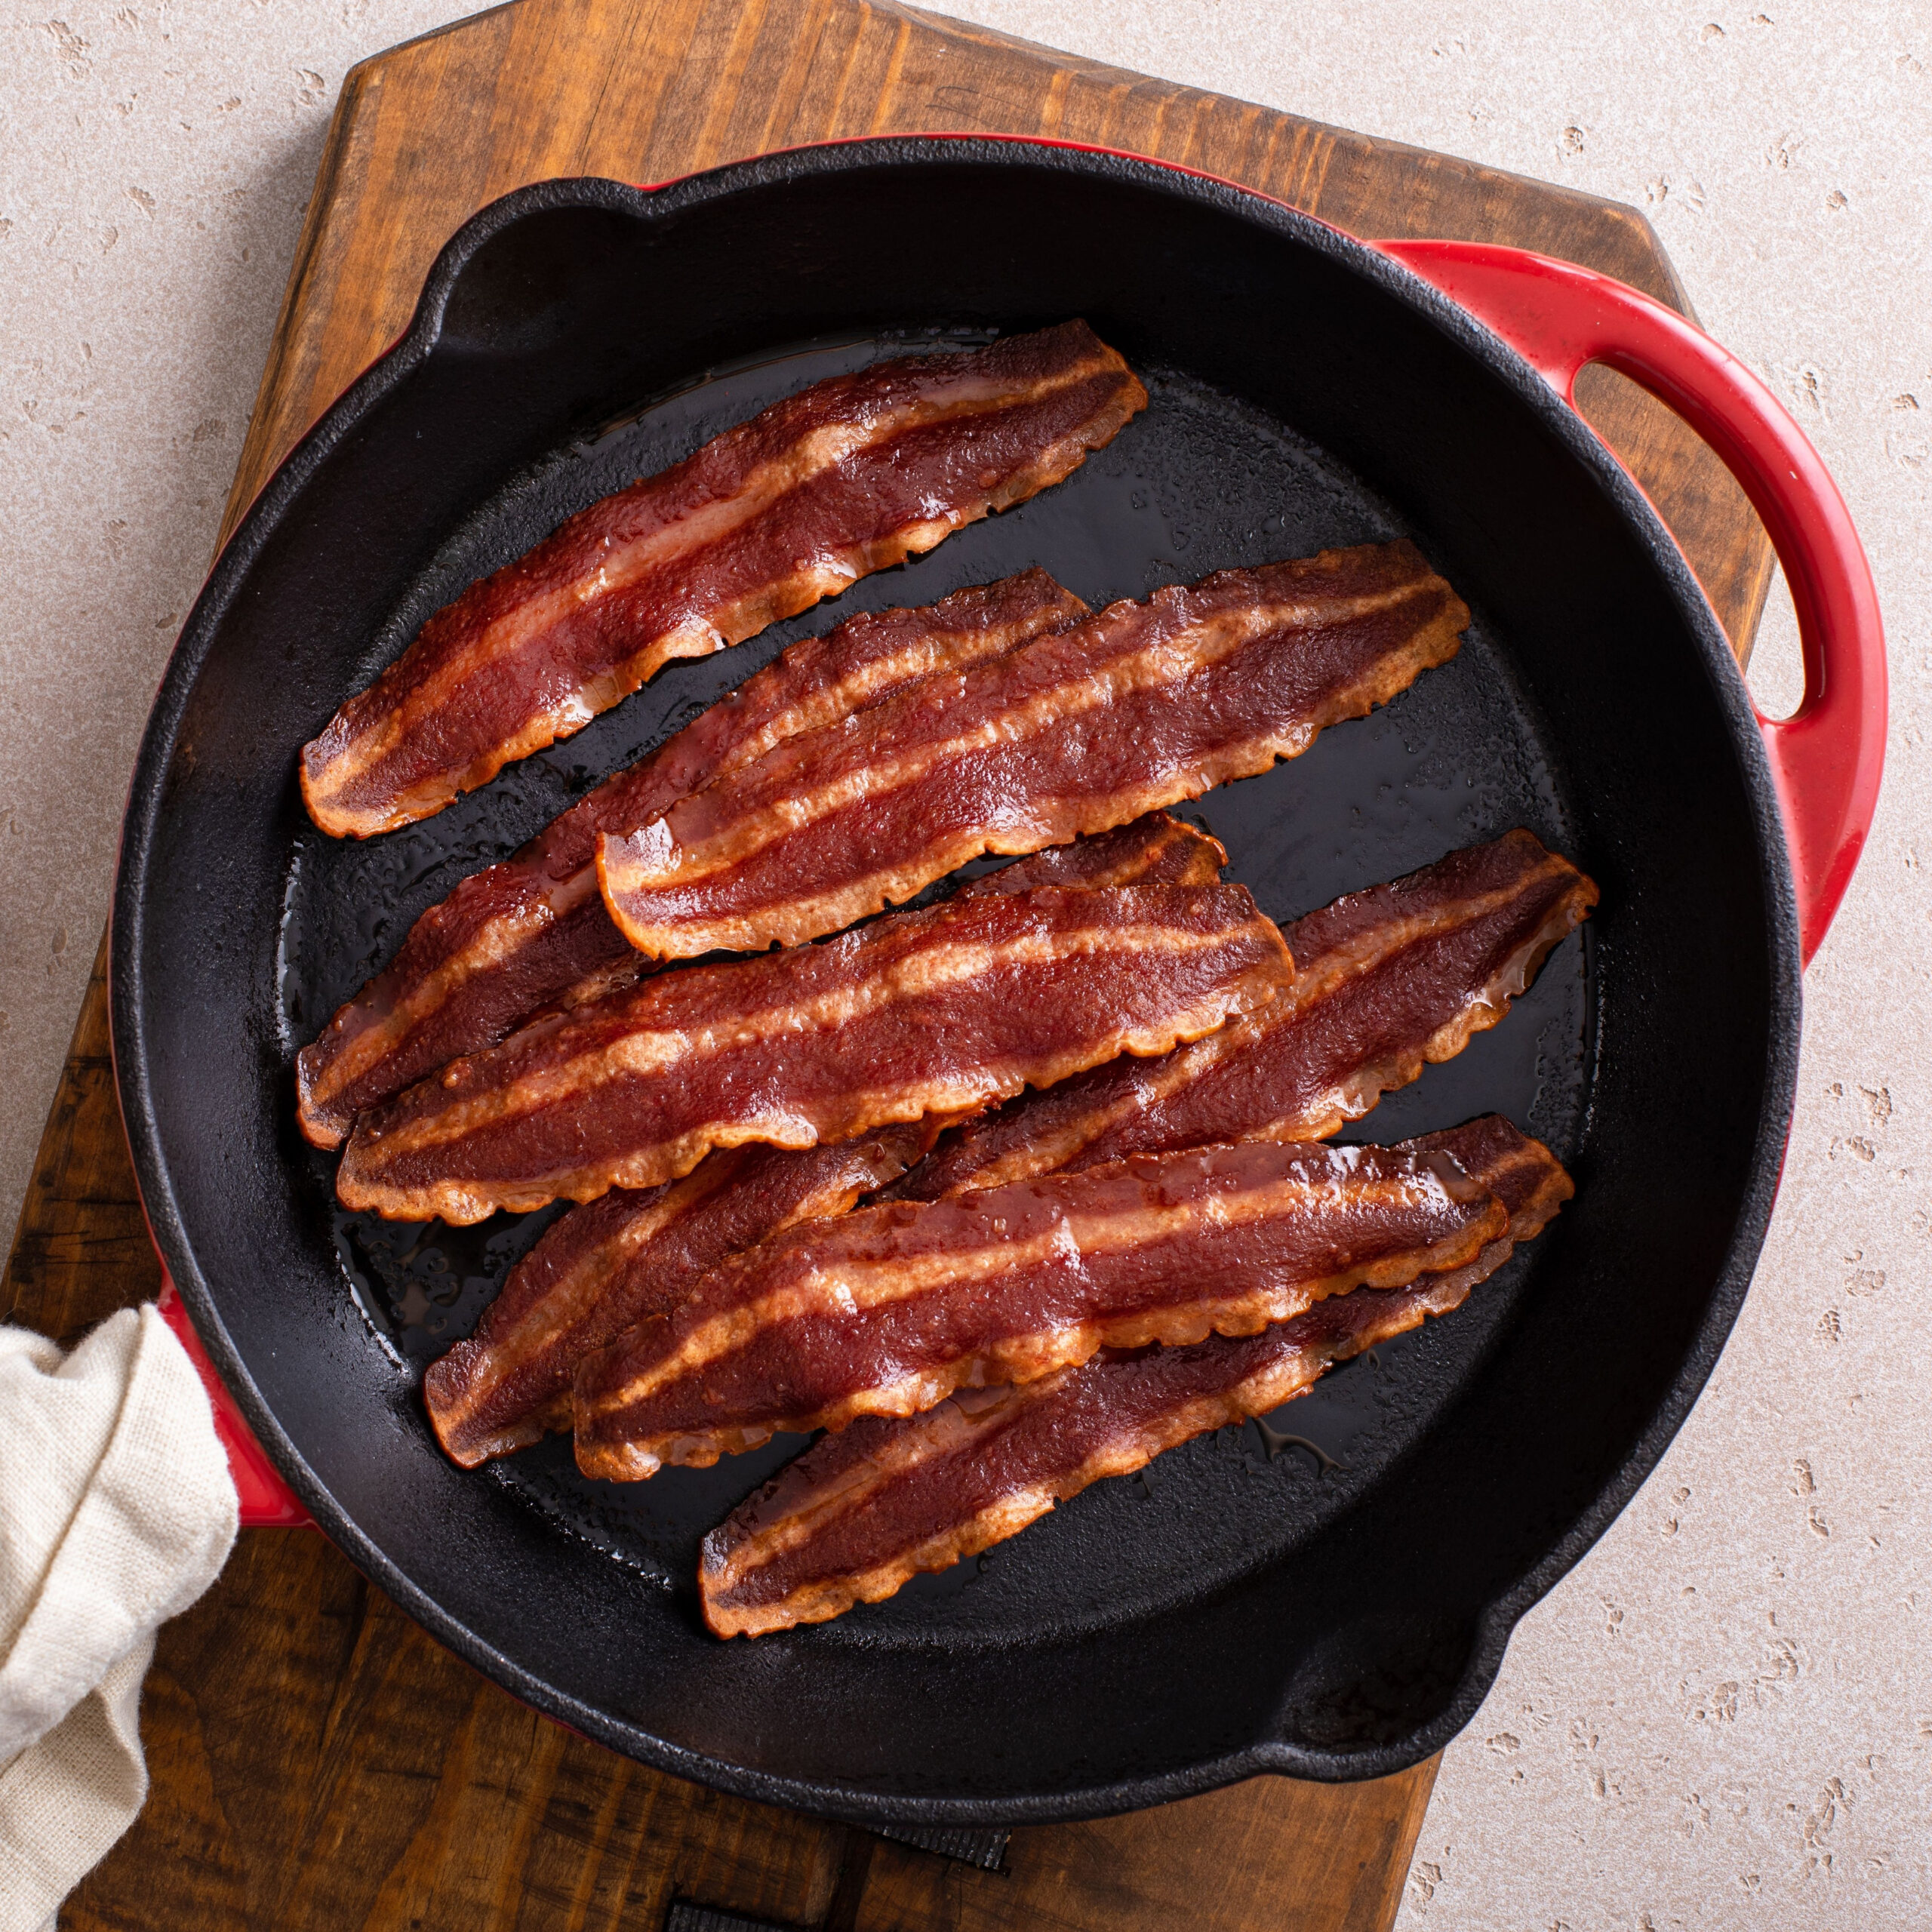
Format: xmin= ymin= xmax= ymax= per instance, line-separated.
xmin=0 ymin=1306 xmax=237 ymax=1930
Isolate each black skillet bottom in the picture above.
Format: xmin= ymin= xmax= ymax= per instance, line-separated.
xmin=281 ymin=334 xmax=1591 ymax=1647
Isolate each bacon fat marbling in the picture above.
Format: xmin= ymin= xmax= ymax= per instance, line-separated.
xmin=423 ymin=1124 xmax=936 ymax=1468
xmin=892 ymin=829 xmax=1595 ymax=1201
xmin=418 ymin=814 xmax=1226 ymax=1464
xmin=954 ymin=810 xmax=1226 ymax=897
xmin=300 ymin=324 xmax=1146 ymax=837
xmin=295 ymin=572 xmax=1089 ymax=1148
xmin=571 ymin=1133 xmax=1509 ymax=1481
xmin=337 ymin=883 xmax=1293 ymax=1225
xmin=595 ymin=541 xmax=1470 ymax=958
xmin=699 ymin=1115 xmax=1570 ymax=1635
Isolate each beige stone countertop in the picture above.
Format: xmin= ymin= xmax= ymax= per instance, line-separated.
xmin=2 ymin=2 xmax=1927 ymax=1925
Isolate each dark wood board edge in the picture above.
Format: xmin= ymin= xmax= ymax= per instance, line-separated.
xmin=2 ymin=930 xmax=162 ymax=1346
xmin=846 ymin=1762 xmax=1439 ymax=1930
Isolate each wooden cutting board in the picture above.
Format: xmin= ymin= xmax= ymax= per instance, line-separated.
xmin=11 ymin=4 xmax=1770 ymax=1927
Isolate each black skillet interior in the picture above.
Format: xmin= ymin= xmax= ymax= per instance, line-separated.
xmin=115 ymin=142 xmax=1798 ymax=1821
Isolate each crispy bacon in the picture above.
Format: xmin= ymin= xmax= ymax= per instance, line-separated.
xmin=423 ymin=1125 xmax=934 ymax=1467
xmin=892 ymin=829 xmax=1595 ymax=1200
xmin=300 ymin=325 xmax=1146 ymax=838
xmin=955 ymin=810 xmax=1226 ymax=897
xmin=698 ymin=1116 xmax=1569 ymax=1635
xmin=419 ymin=814 xmax=1226 ymax=1466
xmin=337 ymin=884 xmax=1293 ymax=1224
xmin=295 ymin=572 xmax=1091 ymax=1148
xmin=570 ymin=1131 xmax=1510 ymax=1481
xmin=596 ymin=540 xmax=1469 ymax=959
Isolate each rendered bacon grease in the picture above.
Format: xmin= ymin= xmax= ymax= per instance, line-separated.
xmin=893 ymin=829 xmax=1597 ymax=1200
xmin=300 ymin=322 xmax=1146 ymax=838
xmin=336 ymin=883 xmax=1294 ymax=1224
xmin=421 ymin=814 xmax=1227 ymax=1466
xmin=699 ymin=1117 xmax=1571 ymax=1636
xmin=295 ymin=571 xmax=1091 ymax=1149
xmin=569 ymin=1136 xmax=1509 ymax=1481
xmin=596 ymin=540 xmax=1469 ymax=960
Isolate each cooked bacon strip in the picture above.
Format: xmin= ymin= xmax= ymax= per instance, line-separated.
xmin=300 ymin=325 xmax=1146 ymax=837
xmin=1393 ymin=1115 xmax=1574 ymax=1303
xmin=893 ymin=829 xmax=1595 ymax=1200
xmin=337 ymin=884 xmax=1292 ymax=1225
xmin=955 ymin=810 xmax=1226 ymax=897
xmin=423 ymin=1124 xmax=936 ymax=1468
xmin=596 ymin=540 xmax=1469 ymax=958
xmin=418 ymin=815 xmax=1226 ymax=1466
xmin=699 ymin=1116 xmax=1568 ymax=1635
xmin=295 ymin=573 xmax=1090 ymax=1148
xmin=571 ymin=1131 xmax=1510 ymax=1481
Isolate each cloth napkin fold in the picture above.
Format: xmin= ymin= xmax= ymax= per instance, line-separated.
xmin=0 ymin=1306 xmax=237 ymax=1931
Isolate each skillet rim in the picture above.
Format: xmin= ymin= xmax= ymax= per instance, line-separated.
xmin=109 ymin=135 xmax=1802 ymax=1820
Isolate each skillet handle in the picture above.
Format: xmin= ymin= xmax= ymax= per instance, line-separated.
xmin=1377 ymin=238 xmax=1885 ymax=967
xmin=158 ymin=1273 xmax=312 ymax=1528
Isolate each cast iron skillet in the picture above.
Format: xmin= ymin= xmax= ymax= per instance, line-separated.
xmin=112 ymin=138 xmax=1883 ymax=1823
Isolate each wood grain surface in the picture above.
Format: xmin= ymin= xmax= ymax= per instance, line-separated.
xmin=6 ymin=2 xmax=1770 ymax=1927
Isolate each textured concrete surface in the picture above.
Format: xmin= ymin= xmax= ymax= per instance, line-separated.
xmin=2 ymin=3 xmax=1927 ymax=1924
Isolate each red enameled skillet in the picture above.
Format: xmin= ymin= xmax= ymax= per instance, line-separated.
xmin=119 ymin=136 xmax=1881 ymax=1822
